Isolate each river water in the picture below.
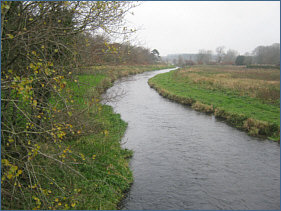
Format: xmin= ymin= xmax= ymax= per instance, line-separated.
xmin=103 ymin=68 xmax=280 ymax=210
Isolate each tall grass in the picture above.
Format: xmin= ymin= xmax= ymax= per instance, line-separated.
xmin=176 ymin=65 xmax=280 ymax=104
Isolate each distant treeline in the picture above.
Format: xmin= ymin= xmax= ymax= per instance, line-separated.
xmin=164 ymin=43 xmax=280 ymax=66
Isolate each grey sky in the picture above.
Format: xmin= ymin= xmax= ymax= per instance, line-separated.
xmin=125 ymin=1 xmax=280 ymax=56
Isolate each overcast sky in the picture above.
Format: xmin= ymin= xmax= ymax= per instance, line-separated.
xmin=125 ymin=1 xmax=280 ymax=56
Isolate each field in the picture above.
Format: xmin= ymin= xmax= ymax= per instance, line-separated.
xmin=148 ymin=65 xmax=280 ymax=140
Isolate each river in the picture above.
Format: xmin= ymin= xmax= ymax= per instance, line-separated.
xmin=103 ymin=68 xmax=280 ymax=210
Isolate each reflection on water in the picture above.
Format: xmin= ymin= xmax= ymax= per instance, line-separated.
xmin=103 ymin=68 xmax=280 ymax=210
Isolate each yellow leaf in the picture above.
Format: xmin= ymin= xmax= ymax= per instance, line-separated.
xmin=33 ymin=100 xmax=37 ymax=107
xmin=7 ymin=174 xmax=13 ymax=179
xmin=7 ymin=34 xmax=14 ymax=39
xmin=55 ymin=198 xmax=59 ymax=202
xmin=71 ymin=203 xmax=76 ymax=207
xmin=8 ymin=139 xmax=14 ymax=143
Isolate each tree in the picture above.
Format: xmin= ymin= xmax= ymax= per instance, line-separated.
xmin=152 ymin=49 xmax=160 ymax=57
xmin=150 ymin=49 xmax=160 ymax=62
xmin=205 ymin=50 xmax=213 ymax=63
xmin=197 ymin=49 xmax=213 ymax=63
xmin=216 ymin=46 xmax=225 ymax=63
xmin=197 ymin=49 xmax=206 ymax=63
xmin=252 ymin=43 xmax=280 ymax=65
xmin=1 ymin=1 xmax=137 ymax=209
xmin=178 ymin=55 xmax=183 ymax=67
xmin=223 ymin=49 xmax=239 ymax=62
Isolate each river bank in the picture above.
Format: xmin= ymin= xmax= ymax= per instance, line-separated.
xmin=57 ymin=64 xmax=175 ymax=209
xmin=148 ymin=65 xmax=280 ymax=141
xmin=1 ymin=64 xmax=174 ymax=210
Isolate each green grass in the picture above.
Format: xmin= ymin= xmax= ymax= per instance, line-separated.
xmin=148 ymin=67 xmax=280 ymax=140
xmin=58 ymin=105 xmax=133 ymax=210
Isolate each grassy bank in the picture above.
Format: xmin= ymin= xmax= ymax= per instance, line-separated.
xmin=1 ymin=64 xmax=173 ymax=210
xmin=148 ymin=65 xmax=280 ymax=141
xmin=62 ymin=64 xmax=174 ymax=209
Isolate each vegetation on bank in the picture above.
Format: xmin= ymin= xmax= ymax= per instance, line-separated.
xmin=1 ymin=1 xmax=172 ymax=209
xmin=148 ymin=65 xmax=280 ymax=141
xmin=1 ymin=64 xmax=173 ymax=210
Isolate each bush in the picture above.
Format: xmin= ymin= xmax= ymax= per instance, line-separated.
xmin=235 ymin=55 xmax=252 ymax=65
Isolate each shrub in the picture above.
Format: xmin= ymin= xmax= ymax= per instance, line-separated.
xmin=235 ymin=56 xmax=252 ymax=65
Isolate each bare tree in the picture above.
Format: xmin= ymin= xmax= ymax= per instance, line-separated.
xmin=216 ymin=46 xmax=225 ymax=63
xmin=252 ymin=43 xmax=280 ymax=65
xmin=223 ymin=49 xmax=239 ymax=62
xmin=197 ymin=49 xmax=206 ymax=63
xmin=178 ymin=55 xmax=183 ymax=67
xmin=197 ymin=49 xmax=213 ymax=63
